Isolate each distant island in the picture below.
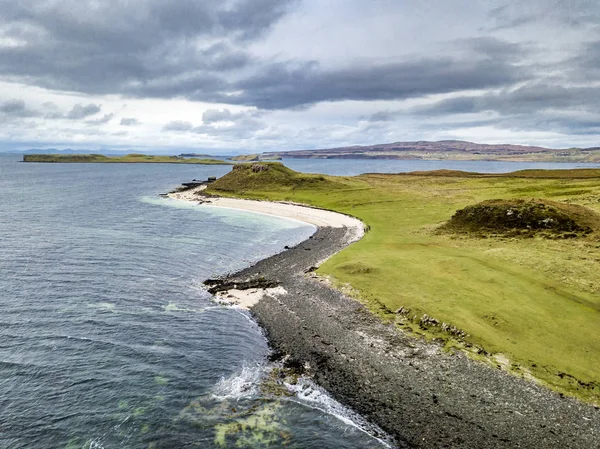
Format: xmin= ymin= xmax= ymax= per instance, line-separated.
xmin=230 ymin=154 xmax=283 ymax=162
xmin=245 ymin=140 xmax=600 ymax=163
xmin=21 ymin=148 xmax=131 ymax=156
xmin=23 ymin=154 xmax=233 ymax=165
xmin=178 ymin=153 xmax=212 ymax=158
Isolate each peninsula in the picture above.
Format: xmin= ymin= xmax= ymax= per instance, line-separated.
xmin=170 ymin=163 xmax=600 ymax=447
xmin=22 ymin=153 xmax=232 ymax=165
xmin=240 ymin=140 xmax=600 ymax=163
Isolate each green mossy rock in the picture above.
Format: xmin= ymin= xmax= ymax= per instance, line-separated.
xmin=443 ymin=199 xmax=599 ymax=237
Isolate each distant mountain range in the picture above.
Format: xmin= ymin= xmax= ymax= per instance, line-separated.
xmin=10 ymin=140 xmax=600 ymax=163
xmin=259 ymin=140 xmax=600 ymax=163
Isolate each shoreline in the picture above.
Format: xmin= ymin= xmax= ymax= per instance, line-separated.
xmin=168 ymin=185 xmax=366 ymax=231
xmin=169 ymin=185 xmax=364 ymax=310
xmin=168 ymin=187 xmax=600 ymax=448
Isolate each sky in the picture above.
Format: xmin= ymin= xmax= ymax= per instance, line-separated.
xmin=0 ymin=0 xmax=599 ymax=154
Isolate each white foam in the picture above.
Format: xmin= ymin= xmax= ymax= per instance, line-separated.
xmin=211 ymin=365 xmax=264 ymax=400
xmin=162 ymin=302 xmax=210 ymax=313
xmin=286 ymin=377 xmax=394 ymax=448
xmin=87 ymin=440 xmax=106 ymax=449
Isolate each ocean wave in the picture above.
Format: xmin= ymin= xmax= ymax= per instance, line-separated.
xmin=286 ymin=377 xmax=394 ymax=448
xmin=211 ymin=364 xmax=266 ymax=400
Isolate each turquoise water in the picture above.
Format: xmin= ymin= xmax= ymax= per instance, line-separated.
xmin=0 ymin=155 xmax=389 ymax=448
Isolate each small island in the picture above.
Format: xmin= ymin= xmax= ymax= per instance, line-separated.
xmin=23 ymin=153 xmax=233 ymax=165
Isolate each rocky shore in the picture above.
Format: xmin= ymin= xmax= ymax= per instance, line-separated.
xmin=168 ymin=186 xmax=599 ymax=448
xmin=203 ymin=224 xmax=599 ymax=448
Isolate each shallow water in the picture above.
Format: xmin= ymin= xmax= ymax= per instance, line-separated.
xmin=0 ymin=155 xmax=390 ymax=448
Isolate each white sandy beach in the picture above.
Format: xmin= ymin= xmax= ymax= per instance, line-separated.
xmin=168 ymin=185 xmax=365 ymax=237
xmin=214 ymin=286 xmax=288 ymax=309
xmin=168 ymin=185 xmax=365 ymax=310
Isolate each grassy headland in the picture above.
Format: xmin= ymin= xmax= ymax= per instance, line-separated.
xmin=206 ymin=163 xmax=600 ymax=403
xmin=23 ymin=153 xmax=232 ymax=164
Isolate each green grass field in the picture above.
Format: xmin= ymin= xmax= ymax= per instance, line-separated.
xmin=207 ymin=163 xmax=600 ymax=403
xmin=23 ymin=153 xmax=232 ymax=165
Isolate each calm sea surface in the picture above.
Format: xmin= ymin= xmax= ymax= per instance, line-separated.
xmin=2 ymin=154 xmax=600 ymax=448
xmin=0 ymin=155 xmax=391 ymax=449
xmin=281 ymin=157 xmax=600 ymax=175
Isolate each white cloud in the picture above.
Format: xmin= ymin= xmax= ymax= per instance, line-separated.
xmin=0 ymin=1 xmax=599 ymax=151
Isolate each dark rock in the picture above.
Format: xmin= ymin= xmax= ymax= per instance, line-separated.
xmin=204 ymin=276 xmax=279 ymax=294
xmin=203 ymin=226 xmax=600 ymax=448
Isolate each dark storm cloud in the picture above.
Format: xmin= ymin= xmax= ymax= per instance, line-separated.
xmin=0 ymin=0 xmax=295 ymax=94
xmin=396 ymin=82 xmax=600 ymax=136
xmin=209 ymin=36 xmax=529 ymax=109
xmin=0 ymin=1 xmax=530 ymax=110
xmin=227 ymin=53 xmax=526 ymax=110
xmin=378 ymin=28 xmax=600 ymax=137
xmin=570 ymin=40 xmax=600 ymax=81
xmin=413 ymin=84 xmax=600 ymax=116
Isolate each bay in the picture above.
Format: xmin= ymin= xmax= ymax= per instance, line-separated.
xmin=0 ymin=155 xmax=388 ymax=449
xmin=3 ymin=153 xmax=599 ymax=448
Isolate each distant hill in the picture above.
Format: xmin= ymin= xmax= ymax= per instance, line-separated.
xmin=230 ymin=154 xmax=283 ymax=162
xmin=22 ymin=148 xmax=128 ymax=156
xmin=12 ymin=140 xmax=600 ymax=162
xmin=16 ymin=149 xmax=237 ymax=158
xmin=22 ymin=154 xmax=232 ymax=165
xmin=179 ymin=153 xmax=212 ymax=157
xmin=258 ymin=140 xmax=600 ymax=163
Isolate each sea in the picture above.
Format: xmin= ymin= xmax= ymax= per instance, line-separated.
xmin=1 ymin=154 xmax=599 ymax=448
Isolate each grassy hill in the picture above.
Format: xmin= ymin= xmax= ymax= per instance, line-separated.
xmin=206 ymin=163 xmax=600 ymax=404
xmin=439 ymin=199 xmax=600 ymax=238
xmin=23 ymin=153 xmax=232 ymax=165
xmin=209 ymin=162 xmax=344 ymax=193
